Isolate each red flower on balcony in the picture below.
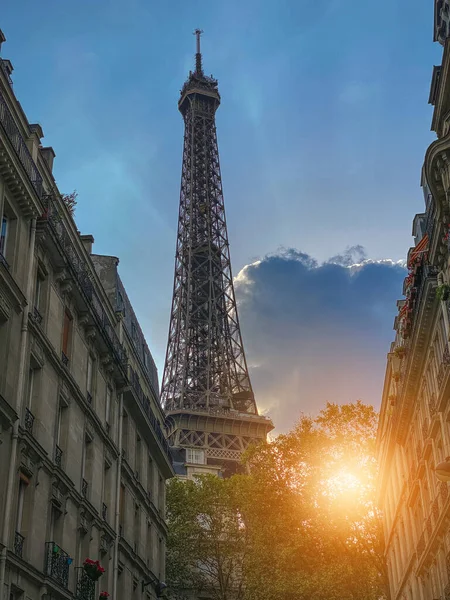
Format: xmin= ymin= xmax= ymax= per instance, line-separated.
xmin=99 ymin=593 xmax=109 ymax=599
xmin=83 ymin=558 xmax=105 ymax=581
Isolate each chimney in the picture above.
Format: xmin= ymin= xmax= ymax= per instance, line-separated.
xmin=80 ymin=234 xmax=94 ymax=254
xmin=40 ymin=147 xmax=56 ymax=172
xmin=28 ymin=124 xmax=44 ymax=162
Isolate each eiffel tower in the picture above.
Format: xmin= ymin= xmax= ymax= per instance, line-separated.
xmin=161 ymin=30 xmax=273 ymax=478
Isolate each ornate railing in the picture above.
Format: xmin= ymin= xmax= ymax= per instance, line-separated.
xmin=55 ymin=445 xmax=63 ymax=468
xmin=14 ymin=532 xmax=24 ymax=558
xmin=416 ymin=482 xmax=449 ymax=562
xmin=75 ymin=567 xmax=95 ymax=600
xmin=44 ymin=542 xmax=71 ymax=588
xmin=82 ymin=478 xmax=88 ymax=498
xmin=61 ymin=351 xmax=69 ymax=366
xmin=102 ymin=503 xmax=107 ymax=520
xmin=128 ymin=366 xmax=171 ymax=462
xmin=24 ymin=408 xmax=35 ymax=435
xmin=40 ymin=194 xmax=127 ymax=374
xmin=86 ymin=392 xmax=92 ymax=405
xmin=0 ymin=89 xmax=42 ymax=197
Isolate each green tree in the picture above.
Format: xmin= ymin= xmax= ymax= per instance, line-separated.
xmin=166 ymin=475 xmax=246 ymax=600
xmin=166 ymin=401 xmax=389 ymax=600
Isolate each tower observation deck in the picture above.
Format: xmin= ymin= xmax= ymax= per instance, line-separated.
xmin=161 ymin=30 xmax=273 ymax=478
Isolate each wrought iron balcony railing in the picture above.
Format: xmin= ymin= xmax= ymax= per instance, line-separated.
xmin=0 ymin=89 xmax=42 ymax=197
xmin=40 ymin=193 xmax=127 ymax=374
xmin=102 ymin=503 xmax=107 ymax=520
xmin=54 ymin=445 xmax=63 ymax=468
xmin=82 ymin=478 xmax=88 ymax=498
xmin=44 ymin=542 xmax=70 ymax=588
xmin=24 ymin=407 xmax=35 ymax=435
xmin=128 ymin=366 xmax=171 ymax=461
xmin=416 ymin=482 xmax=449 ymax=563
xmin=14 ymin=531 xmax=24 ymax=558
xmin=75 ymin=567 xmax=95 ymax=600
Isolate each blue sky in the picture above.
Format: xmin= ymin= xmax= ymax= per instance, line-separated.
xmin=1 ymin=0 xmax=442 ymax=426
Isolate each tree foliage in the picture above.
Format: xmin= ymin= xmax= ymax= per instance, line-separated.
xmin=166 ymin=401 xmax=388 ymax=600
xmin=61 ymin=190 xmax=78 ymax=216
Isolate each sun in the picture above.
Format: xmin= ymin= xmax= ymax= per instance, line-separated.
xmin=324 ymin=469 xmax=362 ymax=499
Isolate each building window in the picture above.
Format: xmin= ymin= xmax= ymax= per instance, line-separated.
xmin=27 ymin=368 xmax=34 ymax=409
xmin=122 ymin=411 xmax=128 ymax=456
xmin=16 ymin=475 xmax=28 ymax=534
xmin=186 ymin=448 xmax=206 ymax=465
xmin=0 ymin=215 xmax=7 ymax=257
xmin=86 ymin=355 xmax=94 ymax=402
xmin=105 ymin=387 xmax=111 ymax=426
xmin=147 ymin=457 xmax=153 ymax=499
xmin=35 ymin=274 xmax=42 ymax=309
xmin=119 ymin=484 xmax=125 ymax=531
xmin=62 ymin=309 xmax=72 ymax=360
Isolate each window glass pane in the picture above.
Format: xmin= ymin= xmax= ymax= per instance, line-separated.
xmin=0 ymin=216 xmax=8 ymax=255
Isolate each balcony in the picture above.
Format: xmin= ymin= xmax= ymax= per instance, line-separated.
xmin=54 ymin=445 xmax=63 ymax=468
xmin=39 ymin=193 xmax=128 ymax=379
xmin=14 ymin=531 xmax=24 ymax=558
xmin=75 ymin=567 xmax=95 ymax=600
xmin=24 ymin=407 xmax=35 ymax=435
xmin=0 ymin=88 xmax=42 ymax=198
xmin=128 ymin=366 xmax=172 ymax=463
xmin=416 ymin=482 xmax=449 ymax=565
xmin=44 ymin=542 xmax=71 ymax=588
xmin=82 ymin=478 xmax=88 ymax=498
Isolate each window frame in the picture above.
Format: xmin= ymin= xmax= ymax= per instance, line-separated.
xmin=0 ymin=215 xmax=8 ymax=257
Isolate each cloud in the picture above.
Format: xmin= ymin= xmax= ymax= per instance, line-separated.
xmin=235 ymin=247 xmax=405 ymax=432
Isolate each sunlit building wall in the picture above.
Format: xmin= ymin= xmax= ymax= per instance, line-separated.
xmin=377 ymin=7 xmax=450 ymax=598
xmin=0 ymin=31 xmax=173 ymax=600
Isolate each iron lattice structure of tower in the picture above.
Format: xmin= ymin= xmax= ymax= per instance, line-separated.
xmin=161 ymin=31 xmax=273 ymax=477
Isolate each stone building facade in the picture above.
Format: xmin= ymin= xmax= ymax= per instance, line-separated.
xmin=376 ymin=4 xmax=450 ymax=599
xmin=0 ymin=30 xmax=173 ymax=600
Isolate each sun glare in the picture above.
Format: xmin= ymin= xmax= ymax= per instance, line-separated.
xmin=325 ymin=469 xmax=362 ymax=498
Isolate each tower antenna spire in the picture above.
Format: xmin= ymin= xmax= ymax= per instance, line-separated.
xmin=194 ymin=28 xmax=204 ymax=75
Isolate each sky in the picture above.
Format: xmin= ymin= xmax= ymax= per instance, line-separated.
xmin=1 ymin=0 xmax=443 ymax=431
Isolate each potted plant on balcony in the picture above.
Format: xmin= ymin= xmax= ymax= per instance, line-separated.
xmin=83 ymin=558 xmax=105 ymax=581
xmin=99 ymin=593 xmax=109 ymax=600
xmin=436 ymin=283 xmax=450 ymax=302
